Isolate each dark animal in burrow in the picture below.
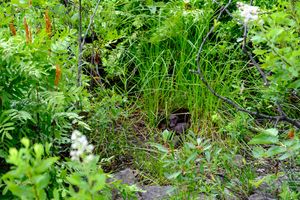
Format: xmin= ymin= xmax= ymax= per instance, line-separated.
xmin=158 ymin=108 xmax=190 ymax=134
xmin=169 ymin=114 xmax=190 ymax=134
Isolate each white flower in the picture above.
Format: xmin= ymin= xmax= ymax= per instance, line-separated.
xmin=71 ymin=143 xmax=79 ymax=149
xmin=70 ymin=130 xmax=95 ymax=163
xmin=237 ymin=2 xmax=259 ymax=23
xmin=86 ymin=144 xmax=94 ymax=153
xmin=184 ymin=0 xmax=190 ymax=3
xmin=78 ymin=135 xmax=88 ymax=145
xmin=71 ymin=130 xmax=81 ymax=140
xmin=70 ymin=150 xmax=79 ymax=161
xmin=84 ymin=154 xmax=95 ymax=163
xmin=70 ymin=150 xmax=77 ymax=157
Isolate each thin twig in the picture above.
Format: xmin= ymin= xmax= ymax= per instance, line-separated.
xmin=243 ymin=48 xmax=270 ymax=86
xmin=77 ymin=0 xmax=102 ymax=87
xmin=81 ymin=0 xmax=102 ymax=48
xmin=193 ymin=0 xmax=300 ymax=128
xmin=241 ymin=0 xmax=269 ymax=86
xmin=214 ymin=0 xmax=269 ymax=86
xmin=242 ymin=22 xmax=269 ymax=86
xmin=77 ymin=0 xmax=83 ymax=86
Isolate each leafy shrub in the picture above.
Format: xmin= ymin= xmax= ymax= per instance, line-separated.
xmin=1 ymin=132 xmax=140 ymax=199
xmin=0 ymin=0 xmax=90 ymax=156
xmin=1 ymin=138 xmax=58 ymax=199
xmin=250 ymin=1 xmax=300 ymax=111
xmin=151 ymin=130 xmax=253 ymax=198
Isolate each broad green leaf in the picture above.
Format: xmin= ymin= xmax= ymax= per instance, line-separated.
xmin=252 ymin=146 xmax=266 ymax=158
xmin=253 ymin=49 xmax=267 ymax=55
xmin=7 ymin=148 xmax=18 ymax=164
xmin=278 ymin=152 xmax=293 ymax=160
xmin=34 ymin=144 xmax=44 ymax=159
xmin=35 ymin=157 xmax=58 ymax=173
xmin=32 ymin=174 xmax=50 ymax=189
xmin=53 ymin=189 xmax=60 ymax=200
xmin=248 ymin=133 xmax=279 ymax=145
xmin=263 ymin=128 xmax=278 ymax=136
xmin=266 ymin=146 xmax=286 ymax=157
xmin=5 ymin=182 xmax=34 ymax=199
xmin=21 ymin=138 xmax=30 ymax=148
xmin=67 ymin=174 xmax=82 ymax=186
xmin=91 ymin=174 xmax=106 ymax=192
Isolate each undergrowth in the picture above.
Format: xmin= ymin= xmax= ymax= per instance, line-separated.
xmin=0 ymin=0 xmax=299 ymax=199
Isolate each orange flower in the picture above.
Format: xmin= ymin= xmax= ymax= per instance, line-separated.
xmin=45 ymin=10 xmax=51 ymax=38
xmin=288 ymin=129 xmax=295 ymax=139
xmin=54 ymin=65 xmax=62 ymax=86
xmin=24 ymin=17 xmax=32 ymax=43
xmin=9 ymin=20 xmax=17 ymax=36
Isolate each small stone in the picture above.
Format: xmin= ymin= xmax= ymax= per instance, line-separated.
xmin=248 ymin=193 xmax=276 ymax=200
xmin=113 ymin=168 xmax=137 ymax=185
xmin=140 ymin=185 xmax=173 ymax=200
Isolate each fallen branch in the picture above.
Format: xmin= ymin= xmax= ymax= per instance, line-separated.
xmin=193 ymin=0 xmax=300 ymax=128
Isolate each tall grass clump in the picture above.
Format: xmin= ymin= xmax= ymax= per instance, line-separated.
xmin=129 ymin=1 xmax=249 ymax=132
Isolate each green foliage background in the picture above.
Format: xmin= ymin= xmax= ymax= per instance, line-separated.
xmin=0 ymin=0 xmax=299 ymax=199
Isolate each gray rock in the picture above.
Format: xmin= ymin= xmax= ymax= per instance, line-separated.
xmin=197 ymin=194 xmax=214 ymax=200
xmin=110 ymin=168 xmax=139 ymax=200
xmin=224 ymin=188 xmax=239 ymax=200
xmin=113 ymin=168 xmax=137 ymax=185
xmin=248 ymin=193 xmax=276 ymax=200
xmin=139 ymin=185 xmax=172 ymax=200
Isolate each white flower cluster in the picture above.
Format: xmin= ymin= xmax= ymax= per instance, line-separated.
xmin=237 ymin=2 xmax=259 ymax=23
xmin=70 ymin=130 xmax=95 ymax=163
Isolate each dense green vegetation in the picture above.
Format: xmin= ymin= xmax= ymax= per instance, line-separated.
xmin=0 ymin=0 xmax=299 ymax=199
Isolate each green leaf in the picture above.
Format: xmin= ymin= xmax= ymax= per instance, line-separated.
xmin=32 ymin=174 xmax=50 ymax=189
xmin=248 ymin=133 xmax=279 ymax=145
xmin=162 ymin=129 xmax=172 ymax=142
xmin=35 ymin=157 xmax=58 ymax=173
xmin=53 ymin=189 xmax=60 ymax=200
xmin=251 ymin=35 xmax=265 ymax=43
xmin=252 ymin=146 xmax=266 ymax=158
xmin=185 ymin=142 xmax=196 ymax=149
xmin=185 ymin=152 xmax=198 ymax=165
xmin=166 ymin=171 xmax=182 ymax=180
xmin=91 ymin=174 xmax=106 ymax=192
xmin=7 ymin=148 xmax=18 ymax=164
xmin=5 ymin=182 xmax=34 ymax=199
xmin=263 ymin=128 xmax=278 ymax=136
xmin=34 ymin=144 xmax=44 ymax=159
xmin=21 ymin=138 xmax=30 ymax=148
xmin=253 ymin=49 xmax=267 ymax=55
xmin=278 ymin=152 xmax=293 ymax=160
xmin=5 ymin=132 xmax=12 ymax=140
xmin=67 ymin=174 xmax=82 ymax=186
xmin=266 ymin=146 xmax=286 ymax=157
xmin=150 ymin=143 xmax=169 ymax=153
